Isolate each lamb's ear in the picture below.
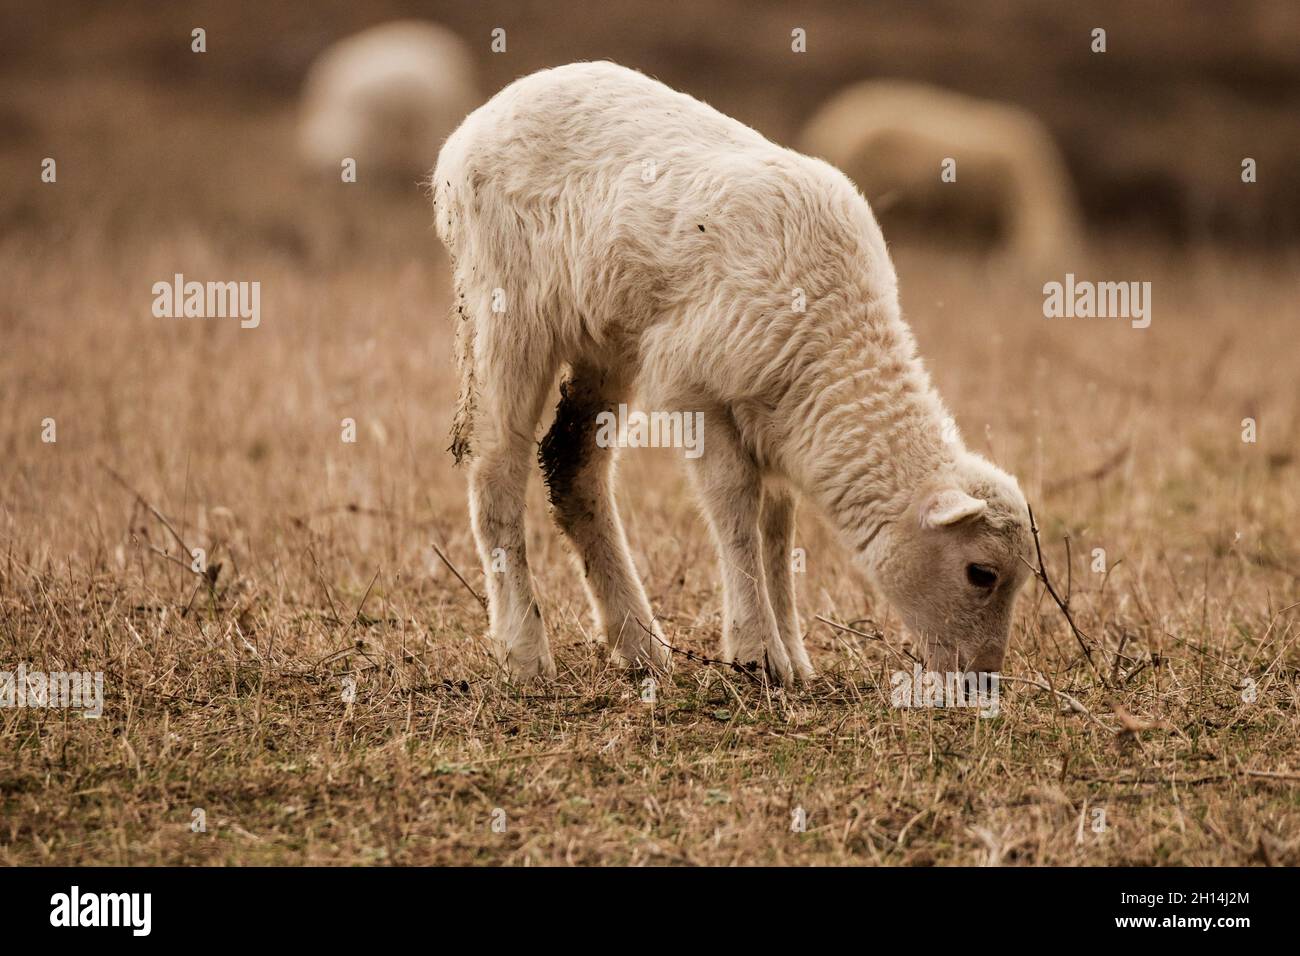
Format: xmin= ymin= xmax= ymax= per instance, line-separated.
xmin=921 ymin=488 xmax=987 ymax=529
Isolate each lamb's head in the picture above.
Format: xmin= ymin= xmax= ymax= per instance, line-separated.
xmin=873 ymin=453 xmax=1032 ymax=674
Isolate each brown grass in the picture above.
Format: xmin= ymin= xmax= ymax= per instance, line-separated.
xmin=2 ymin=73 xmax=1299 ymax=866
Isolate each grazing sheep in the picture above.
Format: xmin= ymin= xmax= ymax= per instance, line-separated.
xmin=798 ymin=79 xmax=1081 ymax=267
xmin=433 ymin=62 xmax=1032 ymax=684
xmin=298 ymin=21 xmax=478 ymax=184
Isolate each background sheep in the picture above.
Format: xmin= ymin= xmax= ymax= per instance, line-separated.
xmin=798 ymin=79 xmax=1082 ymax=268
xmin=298 ymin=20 xmax=478 ymax=185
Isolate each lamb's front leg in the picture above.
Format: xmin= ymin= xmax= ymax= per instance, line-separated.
xmin=686 ymin=407 xmax=794 ymax=685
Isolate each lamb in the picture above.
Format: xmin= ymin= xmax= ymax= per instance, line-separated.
xmin=298 ymin=21 xmax=478 ymax=184
xmin=798 ymin=79 xmax=1081 ymax=268
xmin=432 ymin=62 xmax=1032 ymax=684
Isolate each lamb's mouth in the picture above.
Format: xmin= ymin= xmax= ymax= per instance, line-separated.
xmin=904 ymin=630 xmax=960 ymax=673
xmin=906 ymin=631 xmax=1003 ymax=675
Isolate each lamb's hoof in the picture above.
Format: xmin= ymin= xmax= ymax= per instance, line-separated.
xmin=504 ymin=645 xmax=557 ymax=682
xmin=610 ymin=641 xmax=673 ymax=675
xmin=733 ymin=644 xmax=794 ymax=687
xmin=766 ymin=653 xmax=795 ymax=687
xmin=787 ymin=648 xmax=816 ymax=684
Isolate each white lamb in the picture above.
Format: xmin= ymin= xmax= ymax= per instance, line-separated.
xmin=299 ymin=21 xmax=478 ymax=184
xmin=433 ymin=62 xmax=1032 ymax=684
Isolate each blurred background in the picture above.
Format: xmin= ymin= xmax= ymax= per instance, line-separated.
xmin=2 ymin=0 xmax=1297 ymax=569
xmin=2 ymin=0 xmax=1297 ymax=579
xmin=4 ymin=0 xmax=1300 ymax=245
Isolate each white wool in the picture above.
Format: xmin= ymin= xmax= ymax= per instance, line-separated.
xmin=299 ymin=21 xmax=478 ymax=182
xmin=434 ymin=62 xmax=1031 ymax=682
xmin=798 ymin=79 xmax=1081 ymax=266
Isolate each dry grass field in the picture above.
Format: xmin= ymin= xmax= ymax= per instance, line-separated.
xmin=4 ymin=42 xmax=1300 ymax=865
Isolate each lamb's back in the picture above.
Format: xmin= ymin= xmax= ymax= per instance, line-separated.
xmin=434 ymin=62 xmax=895 ymax=363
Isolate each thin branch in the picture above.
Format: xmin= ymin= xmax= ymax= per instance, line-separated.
xmin=814 ymin=614 xmax=920 ymax=665
xmin=100 ymin=461 xmax=220 ymax=599
xmin=635 ymin=617 xmax=765 ymax=685
xmin=1025 ymin=503 xmax=1109 ymax=688
xmin=1043 ymin=444 xmax=1130 ymax=495
xmin=99 ymin=461 xmax=195 ymax=566
xmin=431 ymin=542 xmax=487 ymax=612
xmin=1243 ymin=769 xmax=1300 ymax=783
xmin=350 ymin=568 xmax=381 ymax=627
xmin=997 ymin=673 xmax=1108 ymax=730
xmin=305 ymin=545 xmax=342 ymax=625
xmin=1064 ymin=534 xmax=1073 ymax=604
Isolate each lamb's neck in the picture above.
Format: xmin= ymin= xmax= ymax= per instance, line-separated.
xmin=785 ymin=306 xmax=956 ymax=557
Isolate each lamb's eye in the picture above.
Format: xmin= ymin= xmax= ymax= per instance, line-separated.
xmin=966 ymin=563 xmax=999 ymax=589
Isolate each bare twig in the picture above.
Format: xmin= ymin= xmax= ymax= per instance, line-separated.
xmin=431 ymin=541 xmax=487 ymax=612
xmin=1024 ymin=504 xmax=1109 ymax=688
xmin=635 ymin=617 xmax=765 ymax=685
xmin=1043 ymin=444 xmax=1131 ymax=495
xmin=1064 ymin=534 xmax=1073 ymax=604
xmin=100 ymin=461 xmax=219 ymax=598
xmin=1108 ymin=630 xmax=1131 ymax=687
xmin=1243 ymin=769 xmax=1300 ymax=783
xmin=350 ymin=568 xmax=380 ymax=627
xmin=100 ymin=461 xmax=198 ymax=566
xmin=998 ymin=673 xmax=1110 ymax=730
xmin=305 ymin=545 xmax=342 ymax=625
xmin=815 ymin=614 xmax=920 ymax=665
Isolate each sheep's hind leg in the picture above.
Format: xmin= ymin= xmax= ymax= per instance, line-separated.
xmin=685 ymin=405 xmax=794 ymax=685
xmin=540 ymin=364 xmax=671 ymax=672
xmin=760 ymin=484 xmax=815 ymax=681
xmin=467 ymin=344 xmax=558 ymax=680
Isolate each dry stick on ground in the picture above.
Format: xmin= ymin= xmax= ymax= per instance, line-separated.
xmin=99 ymin=461 xmax=220 ymax=604
xmin=815 ymin=614 xmax=921 ymax=666
xmin=636 ymin=616 xmax=766 ymax=685
xmin=304 ymin=545 xmax=343 ymax=625
xmin=301 ymin=552 xmax=385 ymax=668
xmin=430 ymin=541 xmax=487 ymax=611
xmin=99 ymin=460 xmax=193 ymax=560
xmin=350 ymin=568 xmax=381 ymax=628
xmin=1243 ymin=769 xmax=1300 ymax=783
xmin=425 ymin=541 xmax=517 ymax=683
xmin=1023 ymin=503 xmax=1110 ymax=689
xmin=996 ymin=674 xmax=1111 ymax=730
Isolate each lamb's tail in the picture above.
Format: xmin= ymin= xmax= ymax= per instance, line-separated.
xmin=432 ymin=169 xmax=477 ymax=466
xmin=448 ymin=290 xmax=476 ymax=465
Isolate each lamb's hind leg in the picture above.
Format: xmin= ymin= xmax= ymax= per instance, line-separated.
xmin=761 ymin=484 xmax=815 ymax=681
xmin=467 ymin=344 xmax=558 ymax=680
xmin=685 ymin=405 xmax=794 ymax=685
xmin=539 ymin=364 xmax=670 ymax=671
